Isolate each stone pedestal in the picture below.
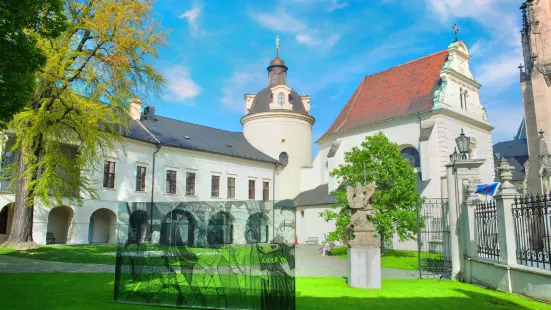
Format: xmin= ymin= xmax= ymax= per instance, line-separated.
xmin=348 ymin=247 xmax=381 ymax=289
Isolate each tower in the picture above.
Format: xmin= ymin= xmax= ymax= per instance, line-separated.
xmin=241 ymin=37 xmax=315 ymax=200
xmin=519 ymin=0 xmax=551 ymax=194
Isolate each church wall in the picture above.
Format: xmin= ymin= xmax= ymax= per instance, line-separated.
xmin=242 ymin=114 xmax=313 ymax=200
xmin=295 ymin=204 xmax=338 ymax=245
xmin=522 ymin=79 xmax=543 ymax=194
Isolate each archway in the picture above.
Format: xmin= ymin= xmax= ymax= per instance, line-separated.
xmin=0 ymin=204 xmax=14 ymax=243
xmin=245 ymin=212 xmax=269 ymax=243
xmin=88 ymin=208 xmax=116 ymax=244
xmin=128 ymin=210 xmax=149 ymax=244
xmin=160 ymin=210 xmax=196 ymax=246
xmin=47 ymin=206 xmax=74 ymax=244
xmin=207 ymin=211 xmax=233 ymax=246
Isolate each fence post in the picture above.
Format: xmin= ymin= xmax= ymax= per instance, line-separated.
xmin=495 ymin=158 xmax=518 ymax=266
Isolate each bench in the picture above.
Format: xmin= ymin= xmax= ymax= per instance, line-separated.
xmin=46 ymin=232 xmax=56 ymax=244
xmin=305 ymin=237 xmax=318 ymax=245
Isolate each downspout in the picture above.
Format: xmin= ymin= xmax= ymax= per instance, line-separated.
xmin=272 ymin=163 xmax=276 ymax=243
xmin=150 ymin=141 xmax=161 ymax=240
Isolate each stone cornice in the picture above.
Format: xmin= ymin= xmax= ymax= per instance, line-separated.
xmin=431 ymin=106 xmax=493 ymax=132
xmin=241 ymin=111 xmax=315 ymax=126
xmin=441 ymin=67 xmax=481 ymax=90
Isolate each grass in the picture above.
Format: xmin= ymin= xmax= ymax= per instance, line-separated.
xmin=332 ymin=247 xmax=419 ymax=270
xmin=0 ymin=273 xmax=549 ymax=309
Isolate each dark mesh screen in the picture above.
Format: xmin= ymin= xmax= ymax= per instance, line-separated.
xmin=114 ymin=200 xmax=296 ymax=309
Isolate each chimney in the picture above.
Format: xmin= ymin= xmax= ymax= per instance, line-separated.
xmin=143 ymin=106 xmax=156 ymax=121
xmin=129 ymin=98 xmax=142 ymax=120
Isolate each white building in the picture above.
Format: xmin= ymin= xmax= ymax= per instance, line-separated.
xmin=0 ymin=40 xmax=494 ymax=248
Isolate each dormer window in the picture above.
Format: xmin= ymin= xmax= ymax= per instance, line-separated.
xmin=277 ymin=92 xmax=285 ymax=106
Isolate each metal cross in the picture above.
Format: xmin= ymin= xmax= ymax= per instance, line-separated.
xmin=452 ymin=24 xmax=459 ymax=42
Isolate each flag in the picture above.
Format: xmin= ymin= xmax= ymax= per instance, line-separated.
xmin=475 ymin=182 xmax=501 ymax=196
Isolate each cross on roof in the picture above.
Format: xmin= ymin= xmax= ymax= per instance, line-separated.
xmin=452 ymin=24 xmax=459 ymax=42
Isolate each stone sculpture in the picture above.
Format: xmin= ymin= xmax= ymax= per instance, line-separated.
xmin=347 ymin=182 xmax=379 ymax=248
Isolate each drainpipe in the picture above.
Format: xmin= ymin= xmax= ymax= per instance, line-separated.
xmin=272 ymin=163 xmax=276 ymax=243
xmin=150 ymin=142 xmax=161 ymax=241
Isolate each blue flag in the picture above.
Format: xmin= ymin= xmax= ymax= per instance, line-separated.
xmin=475 ymin=182 xmax=501 ymax=196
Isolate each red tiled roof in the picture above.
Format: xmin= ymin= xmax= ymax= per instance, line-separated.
xmin=319 ymin=50 xmax=449 ymax=141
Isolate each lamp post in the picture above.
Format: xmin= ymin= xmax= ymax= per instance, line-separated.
xmin=449 ymin=148 xmax=462 ymax=163
xmin=455 ymin=129 xmax=471 ymax=160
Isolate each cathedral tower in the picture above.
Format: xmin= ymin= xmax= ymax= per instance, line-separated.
xmin=241 ymin=37 xmax=315 ymax=200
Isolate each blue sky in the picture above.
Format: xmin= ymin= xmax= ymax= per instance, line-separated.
xmin=148 ymin=0 xmax=524 ymax=151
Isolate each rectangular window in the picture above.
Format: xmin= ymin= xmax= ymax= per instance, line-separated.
xmin=227 ymin=177 xmax=235 ymax=199
xmin=103 ymin=161 xmax=116 ymax=188
xmin=166 ymin=170 xmax=177 ymax=194
xmin=248 ymin=180 xmax=255 ymax=200
xmin=136 ymin=166 xmax=146 ymax=192
xmin=186 ymin=172 xmax=196 ymax=195
xmin=263 ymin=181 xmax=270 ymax=201
xmin=211 ymin=175 xmax=220 ymax=197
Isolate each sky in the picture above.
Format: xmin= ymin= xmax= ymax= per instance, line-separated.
xmin=148 ymin=0 xmax=525 ymax=154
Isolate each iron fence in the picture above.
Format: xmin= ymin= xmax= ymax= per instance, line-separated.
xmin=417 ymin=198 xmax=451 ymax=279
xmin=474 ymin=199 xmax=500 ymax=261
xmin=512 ymin=194 xmax=551 ymax=270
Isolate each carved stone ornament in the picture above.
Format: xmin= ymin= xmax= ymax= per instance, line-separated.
xmin=346 ymin=182 xmax=380 ymax=248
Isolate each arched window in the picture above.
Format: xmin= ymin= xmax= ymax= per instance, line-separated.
xmin=271 ymin=75 xmax=276 ymax=85
xmin=401 ymin=147 xmax=421 ymax=180
xmin=279 ymin=152 xmax=288 ymax=167
xmin=277 ymin=92 xmax=285 ymax=105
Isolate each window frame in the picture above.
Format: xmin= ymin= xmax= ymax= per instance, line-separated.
xmin=103 ymin=161 xmax=116 ymax=188
xmin=262 ymin=181 xmax=270 ymax=201
xmin=227 ymin=177 xmax=236 ymax=199
xmin=211 ymin=175 xmax=220 ymax=197
xmin=166 ymin=170 xmax=177 ymax=194
xmin=135 ymin=166 xmax=146 ymax=192
xmin=279 ymin=152 xmax=289 ymax=167
xmin=186 ymin=172 xmax=196 ymax=196
xmin=248 ymin=180 xmax=256 ymax=200
xmin=277 ymin=92 xmax=285 ymax=105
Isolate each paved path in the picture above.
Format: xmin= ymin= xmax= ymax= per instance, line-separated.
xmin=0 ymin=245 xmax=416 ymax=279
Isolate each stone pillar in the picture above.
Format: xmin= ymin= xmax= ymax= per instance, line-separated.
xmin=445 ymin=164 xmax=460 ymax=279
xmin=462 ymin=179 xmax=480 ymax=258
xmin=495 ymin=159 xmax=518 ymax=266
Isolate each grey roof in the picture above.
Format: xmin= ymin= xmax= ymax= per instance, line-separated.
xmin=514 ymin=117 xmax=527 ymax=140
xmin=125 ymin=116 xmax=279 ymax=164
xmin=327 ymin=140 xmax=342 ymax=158
xmin=493 ymin=139 xmax=528 ymax=159
xmin=248 ymin=86 xmax=307 ymax=115
xmin=294 ymin=183 xmax=336 ymax=207
xmin=419 ymin=125 xmax=434 ymax=142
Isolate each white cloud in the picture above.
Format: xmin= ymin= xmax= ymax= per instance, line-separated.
xmin=476 ymin=51 xmax=523 ymax=90
xmin=164 ymin=66 xmax=201 ymax=105
xmin=285 ymin=0 xmax=348 ymax=12
xmin=249 ymin=8 xmax=340 ymax=49
xmin=485 ymin=102 xmax=525 ymax=142
xmin=179 ymin=4 xmax=202 ymax=31
xmin=220 ymin=63 xmax=266 ymax=112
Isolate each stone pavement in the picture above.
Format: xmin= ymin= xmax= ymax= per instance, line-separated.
xmin=0 ymin=245 xmax=416 ymax=279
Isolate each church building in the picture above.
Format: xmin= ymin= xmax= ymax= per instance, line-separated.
xmin=0 ymin=38 xmax=495 ymax=248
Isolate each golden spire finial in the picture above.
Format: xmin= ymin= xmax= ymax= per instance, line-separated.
xmin=276 ymin=35 xmax=279 ymax=57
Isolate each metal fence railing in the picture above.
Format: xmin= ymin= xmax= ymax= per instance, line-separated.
xmin=512 ymin=195 xmax=551 ymax=270
xmin=474 ymin=199 xmax=500 ymax=261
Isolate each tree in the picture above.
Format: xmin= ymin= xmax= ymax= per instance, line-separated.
xmin=320 ymin=132 xmax=421 ymax=255
xmin=0 ymin=0 xmax=67 ymax=127
xmin=3 ymin=0 xmax=167 ymax=248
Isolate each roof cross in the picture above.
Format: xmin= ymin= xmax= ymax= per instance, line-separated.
xmin=452 ymin=24 xmax=459 ymax=42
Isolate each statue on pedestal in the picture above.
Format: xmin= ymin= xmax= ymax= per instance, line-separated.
xmin=347 ymin=182 xmax=379 ymax=248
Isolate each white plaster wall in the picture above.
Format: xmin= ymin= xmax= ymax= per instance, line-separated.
xmin=295 ymin=204 xmax=337 ymax=245
xmin=242 ymin=114 xmax=313 ymax=200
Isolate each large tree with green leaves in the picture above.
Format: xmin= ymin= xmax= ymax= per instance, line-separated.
xmin=0 ymin=0 xmax=67 ymax=127
xmin=320 ymin=132 xmax=421 ymax=254
xmin=3 ymin=0 xmax=167 ymax=248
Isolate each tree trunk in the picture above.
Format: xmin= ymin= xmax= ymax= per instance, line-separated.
xmin=3 ymin=136 xmax=41 ymax=249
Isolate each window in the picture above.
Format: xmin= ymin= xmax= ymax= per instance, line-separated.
xmin=103 ymin=161 xmax=116 ymax=188
xmin=166 ymin=170 xmax=177 ymax=194
xmin=136 ymin=166 xmax=146 ymax=192
xmin=263 ymin=181 xmax=270 ymax=201
xmin=227 ymin=177 xmax=235 ymax=198
xmin=211 ymin=175 xmax=220 ymax=197
xmin=277 ymin=92 xmax=285 ymax=105
xmin=401 ymin=147 xmax=421 ymax=180
xmin=279 ymin=152 xmax=288 ymax=167
xmin=271 ymin=75 xmax=276 ymax=85
xmin=248 ymin=180 xmax=256 ymax=200
xmin=186 ymin=172 xmax=196 ymax=195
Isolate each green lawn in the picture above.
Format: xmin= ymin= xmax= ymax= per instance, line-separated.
xmin=332 ymin=247 xmax=419 ymax=270
xmin=0 ymin=273 xmax=548 ymax=309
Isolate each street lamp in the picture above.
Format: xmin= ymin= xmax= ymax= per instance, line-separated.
xmin=449 ymin=148 xmax=462 ymax=162
xmin=455 ymin=129 xmax=471 ymax=160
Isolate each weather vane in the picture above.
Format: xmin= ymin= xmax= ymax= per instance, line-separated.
xmin=276 ymin=35 xmax=280 ymax=57
xmin=452 ymin=24 xmax=459 ymax=42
